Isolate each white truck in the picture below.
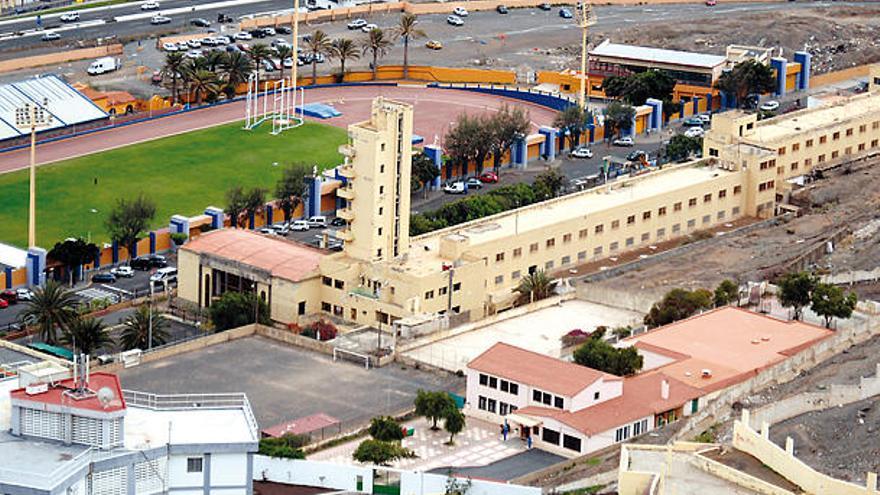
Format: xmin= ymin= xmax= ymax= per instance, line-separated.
xmin=87 ymin=57 xmax=119 ymax=76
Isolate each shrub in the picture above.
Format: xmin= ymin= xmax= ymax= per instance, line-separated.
xmin=369 ymin=416 xmax=405 ymax=442
xmin=259 ymin=434 xmax=309 ymax=459
xmin=561 ymin=329 xmax=590 ymax=347
xmin=170 ymin=233 xmax=188 ymax=246
xmin=300 ymin=319 xmax=338 ymax=341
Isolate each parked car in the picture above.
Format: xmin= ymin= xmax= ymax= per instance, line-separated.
xmin=453 ymin=6 xmax=468 ymax=16
xmin=60 ymin=12 xmax=80 ymax=22
xmin=148 ymin=254 xmax=168 ymax=268
xmin=683 ymin=116 xmax=704 ymax=127
xmin=130 ymin=257 xmax=152 ymax=270
xmin=538 ymin=2 xmax=552 ymax=10
xmin=705 ymin=0 xmax=717 ymax=5
xmin=684 ymin=127 xmax=705 ymax=138
xmin=110 ymin=266 xmax=135 ymax=278
xmin=185 ymin=49 xmax=203 ymax=59
xmin=447 ymin=14 xmax=464 ymax=26
xmin=559 ymin=7 xmax=572 ymax=18
xmin=276 ymin=26 xmax=292 ymax=34
xmin=234 ymin=31 xmax=253 ymax=40
xmin=151 ymin=70 xmax=163 ymax=84
xmin=0 ymin=299 xmax=7 ymax=309
xmin=347 ymin=18 xmax=367 ymax=29
xmin=190 ymin=18 xmax=210 ymax=27
xmin=87 ymin=56 xmax=119 ymax=75
xmin=150 ymin=15 xmax=172 ymax=25
xmin=613 ymin=136 xmax=635 ymax=147
xmin=259 ymin=227 xmax=278 ymax=235
xmin=759 ymin=100 xmax=780 ymax=112
xmin=92 ymin=273 xmax=116 ymax=284
xmin=496 ymin=4 xmax=508 ymax=13
xmin=570 ymin=146 xmax=593 ymax=159
xmin=361 ymin=23 xmax=378 ymax=33
xmin=16 ymin=288 xmax=34 ymax=301
xmin=308 ymin=215 xmax=328 ymax=228
xmin=330 ymin=217 xmax=347 ymax=227
xmin=466 ymin=177 xmax=483 ymax=189
xmin=626 ymin=150 xmax=648 ymax=161
xmin=248 ymin=28 xmax=267 ymax=38
xmin=187 ymin=38 xmax=202 ymax=48
xmin=443 ymin=182 xmax=466 ymax=194
xmin=150 ymin=267 xmax=177 ymax=285
xmin=271 ymin=222 xmax=290 ymax=235
xmin=217 ymin=13 xmax=234 ymax=23
xmin=141 ymin=0 xmax=160 ymax=10
xmin=262 ymin=27 xmax=276 ymax=36
xmin=41 ymin=32 xmax=60 ymax=41
xmin=215 ymin=35 xmax=231 ymax=44
xmin=0 ymin=290 xmax=17 ymax=304
xmin=425 ymin=40 xmax=443 ymax=50
xmin=291 ymin=220 xmax=310 ymax=231
xmin=479 ymin=170 xmax=499 ymax=183
xmin=162 ymin=42 xmax=178 ymax=51
xmin=697 ymin=114 xmax=712 ymax=125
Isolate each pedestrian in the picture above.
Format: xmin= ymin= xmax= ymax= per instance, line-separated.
xmin=502 ymin=423 xmax=508 ymax=441
xmin=527 ymin=435 xmax=532 ymax=449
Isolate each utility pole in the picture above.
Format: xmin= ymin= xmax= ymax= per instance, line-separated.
xmin=14 ymin=99 xmax=53 ymax=249
xmin=148 ymin=281 xmax=154 ymax=350
xmin=575 ymin=3 xmax=597 ymax=111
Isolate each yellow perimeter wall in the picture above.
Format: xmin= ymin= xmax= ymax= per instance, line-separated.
xmin=0 ymin=44 xmax=123 ymax=74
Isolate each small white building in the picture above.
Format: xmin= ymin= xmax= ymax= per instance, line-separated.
xmin=0 ymin=362 xmax=258 ymax=495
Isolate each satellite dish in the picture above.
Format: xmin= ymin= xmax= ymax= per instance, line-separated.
xmin=97 ymin=386 xmax=115 ymax=408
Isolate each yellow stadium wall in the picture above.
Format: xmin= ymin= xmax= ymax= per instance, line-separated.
xmin=0 ymin=44 xmax=123 ymax=74
xmin=11 ymin=268 xmax=27 ymax=287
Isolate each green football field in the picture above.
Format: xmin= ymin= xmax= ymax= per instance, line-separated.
xmin=0 ymin=121 xmax=347 ymax=248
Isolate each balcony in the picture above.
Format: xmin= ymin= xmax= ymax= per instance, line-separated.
xmin=338 ymin=164 xmax=356 ymax=179
xmin=338 ymin=207 xmax=355 ymax=221
xmin=338 ymin=144 xmax=356 ymax=158
xmin=337 ymin=185 xmax=355 ymax=200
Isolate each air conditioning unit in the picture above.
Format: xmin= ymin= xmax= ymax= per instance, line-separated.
xmin=25 ymin=383 xmax=49 ymax=395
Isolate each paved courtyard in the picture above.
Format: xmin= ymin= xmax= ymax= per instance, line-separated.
xmin=428 ymin=449 xmax=565 ymax=481
xmin=117 ymin=336 xmax=463 ymax=429
xmin=403 ymin=300 xmax=643 ymax=372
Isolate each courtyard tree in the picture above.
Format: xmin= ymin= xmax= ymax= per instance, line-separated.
xmin=603 ymin=101 xmax=636 ymax=140
xmin=714 ymin=279 xmax=740 ymax=307
xmin=188 ymin=68 xmax=220 ymax=105
xmin=306 ymin=30 xmax=332 ymax=84
xmin=106 ymin=193 xmax=156 ymax=262
xmin=275 ymin=163 xmax=311 ymax=222
xmin=243 ymin=188 xmax=267 ymax=228
xmin=414 ymin=390 xmax=456 ymax=430
xmin=330 ymin=38 xmax=360 ymax=82
xmin=48 ymin=238 xmax=99 ymax=285
xmin=352 ymin=439 xmax=414 ymax=466
xmin=394 ymin=13 xmax=425 ymax=79
xmin=412 ymin=152 xmax=440 ymax=195
xmin=489 ymin=104 xmax=530 ymax=171
xmin=573 ymin=328 xmax=643 ymax=376
xmin=777 ymin=271 xmax=818 ymax=320
xmin=209 ymin=291 xmax=270 ymax=331
xmin=715 ymin=60 xmax=775 ymax=109
xmin=514 ymin=270 xmax=553 ymax=305
xmin=20 ymin=281 xmax=79 ymax=345
xmin=443 ymin=408 xmax=466 ymax=445
xmin=361 ymin=28 xmax=392 ymax=80
xmin=61 ymin=317 xmax=112 ymax=356
xmin=553 ymin=105 xmax=586 ymax=149
xmin=644 ymin=288 xmax=714 ymax=327
xmin=444 ymin=113 xmax=481 ymax=178
xmin=119 ymin=305 xmax=170 ymax=351
xmin=810 ymin=283 xmax=857 ymax=328
xmin=274 ymin=45 xmax=293 ymax=83
xmin=369 ymin=416 xmax=405 ymax=442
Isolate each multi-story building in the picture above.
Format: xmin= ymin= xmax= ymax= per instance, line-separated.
xmin=0 ymin=361 xmax=259 ymax=495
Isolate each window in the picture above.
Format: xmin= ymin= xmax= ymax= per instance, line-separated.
xmin=703 ymin=193 xmax=712 ymax=203
xmin=496 ymin=252 xmax=505 ymax=262
xmin=832 ymin=150 xmax=839 ymax=159
xmin=513 ymin=248 xmax=522 ymax=258
xmin=578 ymin=251 xmax=587 ymax=261
xmin=791 ymin=161 xmax=799 ymax=171
xmin=641 ymin=233 xmax=650 ymax=242
xmin=687 ymin=219 xmax=696 ymax=229
xmin=499 ymin=402 xmax=509 ymax=416
xmin=542 ymin=428 xmax=561 ymax=445
xmin=554 ymin=396 xmax=564 ymax=409
xmin=846 ymin=128 xmax=853 ymax=137
xmin=533 ymin=390 xmax=542 ymax=402
xmin=489 ymin=377 xmax=497 ymax=389
xmin=298 ymin=301 xmax=306 ymax=315
xmin=672 ymin=223 xmax=680 ymax=233
xmin=322 ymin=276 xmax=332 ymax=286
xmin=439 ymin=287 xmax=448 ymax=296
xmin=512 ymin=270 xmax=521 ymax=280
xmin=545 ymin=260 xmax=554 ymax=270
xmin=717 ymin=211 xmax=725 ymax=220
xmin=378 ymin=207 xmax=383 ymax=215
xmin=563 ymin=233 xmax=572 ymax=244
xmin=500 ymin=380 xmax=509 ymax=392
xmin=425 ymin=290 xmax=434 ymax=299
xmin=633 ymin=419 xmax=648 ymax=436
xmin=732 ymin=206 xmax=741 ymax=216
xmin=733 ymin=185 xmax=742 ymax=195
xmin=579 ymin=228 xmax=588 ymax=239
xmin=614 ymin=426 xmax=630 ymax=443
xmin=818 ymin=154 xmax=826 ymax=163
xmin=688 ymin=198 xmax=697 ymax=207
xmin=542 ymin=392 xmax=552 ymax=405
xmin=718 ymin=189 xmax=727 ymax=199
xmin=595 ymin=224 xmax=604 ymax=234
xmin=610 ymin=241 xmax=619 ymax=251
xmin=625 ymin=237 xmax=634 ymax=247
xmin=479 ymin=374 xmax=488 ymax=386
xmin=377 ymin=248 xmax=382 ymax=257
xmin=335 ymin=279 xmax=344 ymax=290
xmin=777 ymin=146 xmax=786 ymax=156
xmin=509 ymin=383 xmax=519 ymax=395
xmin=487 ymin=398 xmax=496 ymax=413
xmin=530 ymin=243 xmax=539 ymax=253
xmin=381 ymin=143 xmax=386 ymax=151
xmin=494 ymin=275 xmax=504 ymax=285
xmin=859 ymin=124 xmax=867 ymax=133
xmin=702 ymin=215 xmax=710 ymax=224
xmin=806 ymin=139 xmax=813 ymax=148
xmin=804 ymin=158 xmax=812 ymax=167
xmin=874 ymin=121 xmax=880 ymax=130
xmin=658 ymin=206 xmax=667 ymax=216
xmin=594 ymin=246 xmax=603 ymax=256
xmin=321 ymin=302 xmax=331 ymax=312
xmin=379 ymin=185 xmax=385 ymax=194
xmin=453 ymin=282 xmax=461 ymax=291
xmin=187 ymin=457 xmax=203 ymax=473
xmin=643 ymin=211 xmax=652 ymax=221
xmin=820 ymin=135 xmax=827 ymax=144
xmin=657 ymin=228 xmax=666 ymax=239
xmin=546 ymin=238 xmax=555 ymax=248
xmin=478 ymin=396 xmax=487 ymax=410
xmin=627 ymin=215 xmax=636 ymax=225
xmin=563 ymin=434 xmax=582 ymax=452
xmin=611 ymin=220 xmax=620 ymax=229
xmin=874 ymin=140 xmax=879 ymax=148
xmin=674 ymin=202 xmax=682 ymax=212
xmin=792 ymin=142 xmax=800 ymax=152
xmin=380 ymin=164 xmax=384 ymax=173
xmin=594 ymin=391 xmax=600 ymax=400
xmin=859 ymin=143 xmax=866 ymax=151
xmin=561 ymin=255 xmax=571 ymax=265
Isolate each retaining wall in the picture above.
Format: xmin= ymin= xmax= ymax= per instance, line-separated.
xmin=0 ymin=44 xmax=123 ymax=74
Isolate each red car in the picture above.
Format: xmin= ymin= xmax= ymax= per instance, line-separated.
xmin=479 ymin=171 xmax=499 ymax=183
xmin=0 ymin=290 xmax=16 ymax=305
xmin=0 ymin=298 xmax=8 ymax=309
xmin=705 ymin=0 xmax=716 ymax=5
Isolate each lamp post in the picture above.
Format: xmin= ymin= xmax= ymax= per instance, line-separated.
xmin=14 ymin=99 xmax=53 ymax=248
xmin=148 ymin=281 xmax=154 ymax=350
xmin=575 ymin=3 xmax=597 ymax=111
xmin=290 ymin=0 xmax=300 ymax=89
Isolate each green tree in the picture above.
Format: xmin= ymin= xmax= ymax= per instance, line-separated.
xmin=445 ymin=476 xmax=473 ymax=495
xmin=514 ymin=270 xmax=553 ymax=305
xmin=665 ymin=134 xmax=703 ymax=162
xmin=188 ymin=68 xmax=220 ymax=105
xmin=444 ymin=113 xmax=481 ymax=177
xmin=259 ymin=434 xmax=308 ymax=459
xmin=48 ymin=238 xmax=99 ymax=285
xmin=444 ymin=408 xmax=465 ymax=445
xmin=604 ymin=101 xmax=636 ymax=140
xmin=412 ymin=152 xmax=439 ymax=194
xmin=119 ymin=305 xmax=170 ymax=351
xmin=573 ymin=329 xmax=644 ymax=376
xmin=203 ymin=50 xmax=226 ymax=72
xmin=811 ymin=283 xmax=857 ymax=328
xmin=106 ymin=194 xmax=156 ymax=262
xmin=553 ymin=105 xmax=586 ymax=149
xmin=533 ymin=168 xmax=565 ymax=200
xmin=225 ymin=186 xmax=247 ymax=228
xmin=306 ymin=30 xmax=332 ymax=84
xmin=714 ymin=279 xmax=739 ymax=307
xmin=715 ymin=60 xmax=776 ymax=109
xmin=221 ymin=50 xmax=253 ymax=98
xmin=369 ymin=416 xmax=405 ymax=442
xmin=361 ymin=27 xmax=392 ymax=80
xmin=161 ymin=51 xmax=186 ymax=104
xmin=394 ymin=13 xmax=425 ymax=80
xmin=20 ymin=281 xmax=79 ymax=345
xmin=490 ymin=104 xmax=530 ymax=171
xmin=275 ymin=163 xmax=310 ymax=222
xmin=329 ymin=38 xmax=360 ymax=82
xmin=243 ymin=187 xmax=267 ymax=228
xmin=352 ymin=439 xmax=414 ymax=466
xmin=602 ymin=70 xmax=675 ymax=106
xmin=61 ymin=317 xmax=112 ymax=355
xmin=209 ymin=291 xmax=270 ymax=331
xmin=274 ymin=44 xmax=293 ymax=83
xmin=249 ymin=43 xmax=274 ymax=93
xmin=777 ymin=271 xmax=818 ymax=320
xmin=414 ymin=390 xmax=456 ymax=430
xmin=644 ymin=288 xmax=714 ymax=327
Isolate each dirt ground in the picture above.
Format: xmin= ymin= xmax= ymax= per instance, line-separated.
xmin=552 ymin=5 xmax=880 ymax=75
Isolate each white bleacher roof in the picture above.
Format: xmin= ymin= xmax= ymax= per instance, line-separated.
xmin=0 ymin=75 xmax=107 ymax=141
xmin=590 ymin=40 xmax=728 ymax=70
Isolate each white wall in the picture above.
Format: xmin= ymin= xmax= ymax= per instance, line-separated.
xmin=210 ymin=453 xmax=249 ymax=487
xmin=570 ymin=378 xmax=623 ymax=412
xmin=465 ymin=368 xmax=529 ymax=421
xmin=400 ymin=470 xmax=540 ymax=495
xmin=168 ymin=454 xmax=204 ymax=489
xmin=254 ymin=456 xmax=373 ymax=493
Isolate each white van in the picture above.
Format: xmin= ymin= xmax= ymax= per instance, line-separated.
xmin=87 ymin=57 xmax=119 ymax=76
xmin=150 ymin=267 xmax=177 ymax=285
xmin=307 ymin=215 xmax=327 ymax=228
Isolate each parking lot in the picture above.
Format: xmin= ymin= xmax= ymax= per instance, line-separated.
xmin=117 ymin=335 xmax=464 ymax=428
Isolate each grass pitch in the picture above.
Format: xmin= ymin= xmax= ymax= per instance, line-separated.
xmin=0 ymin=121 xmax=347 ymax=248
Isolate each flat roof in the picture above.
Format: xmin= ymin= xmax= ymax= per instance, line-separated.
xmin=590 ymin=40 xmax=727 ymax=70
xmin=11 ymin=372 xmax=126 ymax=413
xmin=124 ymin=405 xmax=256 ymax=448
xmin=182 ymin=229 xmax=325 ymax=282
xmin=746 ymin=91 xmax=880 ymax=144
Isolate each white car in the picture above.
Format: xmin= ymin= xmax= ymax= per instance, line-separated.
xmin=347 ymin=18 xmax=367 ymax=29
xmin=185 ymin=49 xmax=203 ymax=58
xmin=291 ymin=220 xmax=310 ymax=231
xmin=233 ymin=31 xmax=252 ymax=40
xmin=16 ymin=288 xmax=34 ymax=301
xmin=263 ymin=27 xmax=276 ymax=36
xmin=141 ymin=1 xmax=160 ymax=10
xmin=759 ymin=100 xmax=780 ymax=112
xmin=453 ymin=6 xmax=468 ymax=16
xmin=176 ymin=41 xmax=189 ymax=50
xmin=110 ymin=266 xmax=135 ymax=278
xmin=271 ymin=222 xmax=291 ymax=235
xmin=201 ymin=37 xmax=217 ymax=46
xmin=41 ymin=32 xmax=61 ymax=41
xmin=60 ymin=12 xmax=80 ymax=22
xmin=443 ymin=181 xmax=466 ymax=194
xmin=259 ymin=227 xmax=278 ymax=235
xmin=187 ymin=39 xmax=201 ymax=48
xmin=613 ymin=136 xmax=634 ymax=147
xmin=697 ymin=114 xmax=711 ymax=125
xmin=162 ymin=42 xmax=178 ymax=51
xmin=215 ymin=35 xmax=231 ymax=44
xmin=446 ymin=14 xmax=464 ymax=26
xmin=570 ymin=147 xmax=593 ymax=159
xmin=684 ymin=127 xmax=705 ymax=138
xmin=150 ymin=15 xmax=172 ymax=24
xmin=361 ymin=23 xmax=378 ymax=33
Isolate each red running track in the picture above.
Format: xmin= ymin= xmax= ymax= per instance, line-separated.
xmin=0 ymin=86 xmax=559 ymax=174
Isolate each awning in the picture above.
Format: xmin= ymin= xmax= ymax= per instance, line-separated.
xmin=507 ymin=413 xmax=542 ymax=428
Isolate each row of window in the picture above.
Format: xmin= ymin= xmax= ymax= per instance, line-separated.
xmin=779 ymin=141 xmax=879 ymax=174
xmin=615 ymin=418 xmax=650 ymax=443
xmin=541 ymin=427 xmax=583 ymax=452
xmin=533 ymin=388 xmax=564 ymax=409
xmin=777 ymin=122 xmax=880 ymax=156
xmin=478 ymin=373 xmax=520 ymax=395
xmin=322 ymin=276 xmax=345 ymax=290
xmin=477 ymin=395 xmax=518 ymax=416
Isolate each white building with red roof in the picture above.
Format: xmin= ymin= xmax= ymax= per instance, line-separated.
xmin=0 ymin=362 xmax=259 ymax=495
xmin=464 ymin=307 xmax=833 ymax=458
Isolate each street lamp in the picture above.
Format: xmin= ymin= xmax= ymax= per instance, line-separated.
xmin=575 ymin=2 xmax=597 ymax=111
xmin=14 ymin=99 xmax=53 ymax=248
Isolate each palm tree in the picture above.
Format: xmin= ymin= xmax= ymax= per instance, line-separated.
xmin=514 ymin=270 xmax=554 ymax=305
xmin=20 ymin=281 xmax=79 ymax=345
xmin=249 ymin=43 xmax=274 ymax=93
xmin=189 ymin=69 xmax=220 ymax=105
xmin=204 ymin=50 xmax=226 ymax=72
xmin=361 ymin=28 xmax=392 ymax=81
xmin=329 ymin=38 xmax=359 ymax=83
xmin=394 ymin=13 xmax=425 ymax=80
xmin=119 ymin=305 xmax=170 ymax=351
xmin=306 ymin=30 xmax=332 ymax=84
xmin=275 ymin=45 xmax=293 ymax=83
xmin=221 ymin=50 xmax=253 ymax=98
xmin=161 ymin=52 xmax=186 ymax=104
xmin=61 ymin=317 xmax=112 ymax=356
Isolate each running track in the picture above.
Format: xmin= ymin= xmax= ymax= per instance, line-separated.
xmin=0 ymin=86 xmax=559 ymax=173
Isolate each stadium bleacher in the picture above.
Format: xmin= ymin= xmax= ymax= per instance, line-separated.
xmin=0 ymin=75 xmax=107 ymax=141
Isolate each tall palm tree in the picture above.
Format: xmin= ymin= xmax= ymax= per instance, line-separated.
xmin=330 ymin=38 xmax=360 ymax=83
xmin=204 ymin=50 xmax=226 ymax=72
xmin=249 ymin=43 xmax=274 ymax=93
xmin=306 ymin=30 xmax=332 ymax=84
xmin=394 ymin=13 xmax=425 ymax=80
xmin=275 ymin=45 xmax=293 ymax=83
xmin=61 ymin=317 xmax=112 ymax=356
xmin=161 ymin=52 xmax=186 ymax=104
xmin=119 ymin=305 xmax=170 ymax=351
xmin=361 ymin=28 xmax=392 ymax=81
xmin=189 ymin=69 xmax=220 ymax=105
xmin=514 ymin=270 xmax=554 ymax=305
xmin=221 ymin=50 xmax=253 ymax=98
xmin=20 ymin=281 xmax=79 ymax=345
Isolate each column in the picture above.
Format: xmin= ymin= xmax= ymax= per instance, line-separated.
xmin=169 ymin=215 xmax=189 ymax=235
xmin=706 ymin=93 xmax=714 ymax=112
xmin=771 ymin=57 xmax=787 ymax=97
xmin=26 ymin=247 xmax=46 ymax=288
xmin=248 ymin=212 xmax=256 ymax=230
xmin=423 ymin=145 xmax=443 ymax=189
xmin=111 ymin=241 xmax=120 ymax=264
xmin=692 ymin=96 xmax=700 ymax=115
xmin=512 ymin=136 xmax=527 ymax=168
xmin=204 ymin=207 xmax=224 ymax=229
xmin=265 ymin=204 xmax=274 ymax=225
xmin=4 ymin=266 xmax=12 ymax=289
xmin=646 ymin=98 xmax=663 ymax=131
xmin=93 ymin=251 xmax=101 ymax=269
xmin=538 ymin=127 xmax=557 ymax=161
xmin=794 ymin=51 xmax=811 ymax=90
xmin=149 ymin=232 xmax=156 ymax=254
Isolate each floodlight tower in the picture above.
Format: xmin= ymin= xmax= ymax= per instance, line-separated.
xmin=14 ymin=99 xmax=53 ymax=248
xmin=290 ymin=0 xmax=301 ymax=89
xmin=575 ymin=2 xmax=597 ymax=111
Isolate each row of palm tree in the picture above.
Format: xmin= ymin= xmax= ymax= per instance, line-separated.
xmin=160 ymin=13 xmax=426 ymax=104
xmin=21 ymin=281 xmax=170 ymax=355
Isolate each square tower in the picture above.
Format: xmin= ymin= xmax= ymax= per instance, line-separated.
xmin=338 ymin=98 xmax=413 ymax=262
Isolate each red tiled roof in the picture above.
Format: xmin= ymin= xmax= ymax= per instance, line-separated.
xmin=468 ymin=342 xmax=617 ymax=397
xmin=261 ymin=413 xmax=340 ymax=438
xmin=10 ymin=372 xmax=126 ymax=413
xmin=182 ymin=229 xmax=325 ymax=282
